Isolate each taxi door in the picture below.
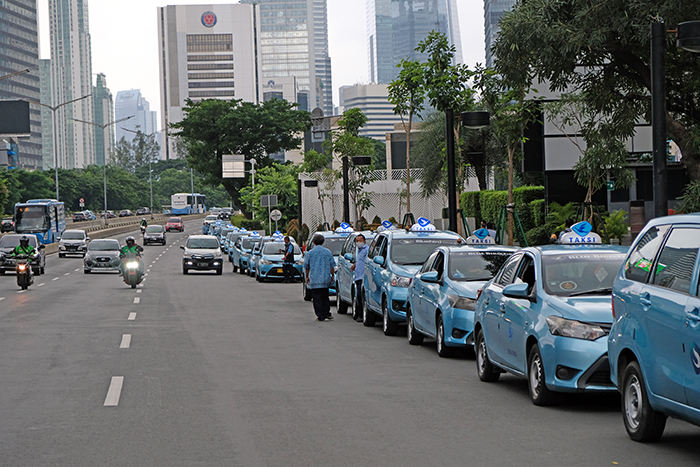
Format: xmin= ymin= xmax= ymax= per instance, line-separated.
xmin=420 ymin=251 xmax=446 ymax=336
xmin=337 ymin=235 xmax=355 ymax=304
xmin=365 ymin=235 xmax=387 ymax=313
xmin=412 ymin=251 xmax=440 ymax=334
xmin=500 ymin=254 xmax=537 ymax=373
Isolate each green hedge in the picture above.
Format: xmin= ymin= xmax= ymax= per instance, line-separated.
xmin=530 ymin=199 xmax=545 ymax=228
xmin=460 ymin=186 xmax=545 ymax=231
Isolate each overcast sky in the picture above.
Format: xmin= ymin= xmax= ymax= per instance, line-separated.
xmin=38 ymin=0 xmax=485 ymax=121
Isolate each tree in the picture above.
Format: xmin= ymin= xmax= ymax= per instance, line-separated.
xmin=239 ymin=163 xmax=299 ymax=226
xmin=493 ymin=0 xmax=700 ymax=179
xmin=171 ymin=98 xmax=311 ymax=210
xmin=110 ymin=133 xmax=160 ymax=173
xmin=388 ymin=58 xmax=425 ymax=212
xmin=301 ymin=149 xmax=334 ymax=225
xmin=365 ymin=137 xmax=387 ymax=170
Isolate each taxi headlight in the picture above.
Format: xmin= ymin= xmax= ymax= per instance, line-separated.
xmin=448 ymin=295 xmax=476 ymax=311
xmin=126 ymin=261 xmax=139 ymax=269
xmin=260 ymin=259 xmax=272 ymax=265
xmin=390 ymin=273 xmax=411 ymax=288
xmin=546 ymin=316 xmax=607 ymax=341
xmin=295 ymin=259 xmax=304 ymax=265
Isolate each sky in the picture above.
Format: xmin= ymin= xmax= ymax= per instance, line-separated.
xmin=38 ymin=0 xmax=486 ymax=122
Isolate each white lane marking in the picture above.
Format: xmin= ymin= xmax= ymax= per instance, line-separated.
xmin=136 ymin=289 xmax=142 ymax=294
xmin=103 ymin=376 xmax=124 ymax=406
xmin=0 ymin=297 xmax=4 ymax=301
xmin=37 ymin=283 xmax=45 ymax=287
xmin=144 ymin=274 xmax=148 ymax=277
xmin=147 ymin=269 xmax=151 ymax=272
xmin=52 ymin=277 xmax=59 ymax=281
xmin=17 ymin=290 xmax=26 ymax=294
xmin=128 ymin=312 xmax=137 ymax=320
xmin=74 ymin=268 xmax=80 ymax=272
xmin=120 ymin=334 xmax=131 ymax=349
xmin=133 ymin=297 xmax=140 ymax=304
xmin=64 ymin=273 xmax=70 ymax=276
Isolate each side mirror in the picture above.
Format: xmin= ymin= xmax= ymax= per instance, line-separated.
xmin=373 ymin=255 xmax=385 ymax=266
xmin=180 ymin=245 xmax=185 ymax=250
xmin=421 ymin=271 xmax=439 ymax=283
xmin=502 ymin=283 xmax=530 ymax=299
xmin=344 ymin=253 xmax=354 ymax=261
xmin=85 ymin=237 xmax=90 ymax=241
xmin=38 ymin=244 xmax=45 ymax=250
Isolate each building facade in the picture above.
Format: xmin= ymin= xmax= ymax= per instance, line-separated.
xmin=158 ymin=4 xmax=262 ymax=160
xmin=39 ymin=59 xmax=53 ymax=169
xmin=339 ymin=83 xmax=402 ymax=141
xmin=483 ymin=0 xmax=516 ymax=68
xmin=0 ymin=0 xmax=42 ymax=169
xmin=93 ymin=73 xmax=114 ymax=166
xmin=115 ymin=89 xmax=157 ymax=147
xmin=48 ymin=0 xmax=95 ymax=169
xmin=367 ymin=0 xmax=462 ymax=85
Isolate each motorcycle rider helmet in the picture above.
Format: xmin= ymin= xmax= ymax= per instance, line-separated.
xmin=126 ymin=236 xmax=135 ymax=247
xmin=19 ymin=235 xmax=29 ymax=247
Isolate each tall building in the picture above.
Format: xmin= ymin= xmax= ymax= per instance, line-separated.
xmin=0 ymin=0 xmax=42 ymax=169
xmin=48 ymin=0 xmax=95 ymax=169
xmin=158 ymin=4 xmax=262 ymax=160
xmin=483 ymin=0 xmax=516 ymax=67
xmin=241 ymin=0 xmax=333 ymax=116
xmin=115 ymin=89 xmax=157 ymax=146
xmin=39 ymin=59 xmax=53 ymax=169
xmin=367 ymin=0 xmax=462 ymax=85
xmin=339 ymin=84 xmax=402 ymax=141
xmin=93 ymin=73 xmax=114 ymax=166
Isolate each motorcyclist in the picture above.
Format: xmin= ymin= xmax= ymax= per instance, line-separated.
xmin=10 ymin=235 xmax=37 ymax=278
xmin=140 ymin=218 xmax=148 ymax=228
xmin=119 ymin=236 xmax=144 ymax=276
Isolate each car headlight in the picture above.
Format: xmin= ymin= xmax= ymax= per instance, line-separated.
xmin=546 ymin=316 xmax=607 ymax=341
xmin=448 ymin=295 xmax=476 ymax=311
xmin=214 ymin=251 xmax=222 ymax=258
xmin=260 ymin=259 xmax=272 ymax=265
xmin=295 ymin=259 xmax=303 ymax=265
xmin=390 ymin=273 xmax=411 ymax=287
xmin=59 ymin=244 xmax=66 ymax=250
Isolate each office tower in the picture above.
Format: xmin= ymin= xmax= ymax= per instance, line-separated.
xmin=49 ymin=0 xmax=95 ymax=169
xmin=115 ymin=89 xmax=157 ymax=145
xmin=0 ymin=0 xmax=42 ymax=169
xmin=242 ymin=0 xmax=333 ymax=116
xmin=39 ymin=59 xmax=53 ymax=169
xmin=158 ymin=4 xmax=261 ymax=160
xmin=93 ymin=73 xmax=114 ymax=166
xmin=367 ymin=0 xmax=462 ymax=85
xmin=339 ymin=84 xmax=402 ymax=141
xmin=484 ymin=0 xmax=517 ymax=67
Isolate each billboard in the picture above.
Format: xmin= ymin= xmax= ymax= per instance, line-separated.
xmin=0 ymin=101 xmax=31 ymax=137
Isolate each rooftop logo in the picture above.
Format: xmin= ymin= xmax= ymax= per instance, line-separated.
xmin=201 ymin=11 xmax=217 ymax=28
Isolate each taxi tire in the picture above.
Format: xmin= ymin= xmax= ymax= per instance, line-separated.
xmin=621 ymin=361 xmax=667 ymax=442
xmin=406 ymin=307 xmax=424 ymax=345
xmin=59 ymin=253 xmax=65 ymax=258
xmin=382 ymin=298 xmax=399 ymax=336
xmin=476 ymin=329 xmax=500 ymax=382
xmin=216 ymin=268 xmax=223 ymax=276
xmin=239 ymin=264 xmax=246 ymax=275
xmin=338 ymin=298 xmax=348 ymax=314
xmin=233 ymin=263 xmax=238 ymax=273
xmin=436 ymin=314 xmax=455 ymax=358
xmin=362 ymin=290 xmax=376 ymax=327
xmin=528 ymin=345 xmax=558 ymax=406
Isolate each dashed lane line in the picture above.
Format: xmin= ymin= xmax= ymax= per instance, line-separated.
xmin=133 ymin=297 xmax=140 ymax=304
xmin=52 ymin=277 xmax=59 ymax=281
xmin=0 ymin=297 xmax=4 ymax=301
xmin=63 ymin=273 xmax=70 ymax=276
xmin=103 ymin=376 xmax=124 ymax=406
xmin=37 ymin=283 xmax=45 ymax=287
xmin=127 ymin=312 xmax=136 ymax=320
xmin=74 ymin=268 xmax=80 ymax=272
xmin=119 ymin=334 xmax=132 ymax=349
xmin=17 ymin=290 xmax=26 ymax=294
xmin=136 ymin=289 xmax=142 ymax=294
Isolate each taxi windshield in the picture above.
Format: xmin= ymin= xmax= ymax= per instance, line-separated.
xmin=391 ymin=238 xmax=461 ymax=265
xmin=187 ymin=238 xmax=220 ymax=249
xmin=242 ymin=238 xmax=259 ymax=250
xmin=542 ymin=253 xmax=626 ymax=297
xmin=263 ymin=242 xmax=301 ymax=255
xmin=309 ymin=237 xmax=345 ymax=256
xmin=449 ymin=251 xmax=513 ymax=281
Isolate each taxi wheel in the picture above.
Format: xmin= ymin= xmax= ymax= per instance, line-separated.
xmin=406 ymin=307 xmax=424 ymax=345
xmin=337 ymin=298 xmax=348 ymax=314
xmin=351 ymin=286 xmax=361 ymax=321
xmin=622 ymin=361 xmax=667 ymax=442
xmin=528 ymin=345 xmax=558 ymax=406
xmin=233 ymin=263 xmax=238 ymax=273
xmin=436 ymin=314 xmax=455 ymax=358
xmin=239 ymin=262 xmax=246 ymax=275
xmin=476 ymin=329 xmax=500 ymax=382
xmin=382 ymin=298 xmax=399 ymax=336
xmin=362 ymin=290 xmax=376 ymax=327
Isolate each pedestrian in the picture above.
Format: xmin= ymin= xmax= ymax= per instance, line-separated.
xmin=303 ymin=234 xmax=336 ymax=321
xmin=280 ymin=236 xmax=296 ymax=283
xmin=487 ymin=222 xmax=497 ymax=239
xmin=350 ymin=233 xmax=369 ymax=322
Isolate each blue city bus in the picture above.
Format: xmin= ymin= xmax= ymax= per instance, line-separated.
xmin=13 ymin=199 xmax=66 ymax=244
xmin=171 ymin=193 xmax=207 ymax=215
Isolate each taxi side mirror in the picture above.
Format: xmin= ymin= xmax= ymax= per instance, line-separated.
xmin=373 ymin=255 xmax=385 ymax=266
xmin=502 ymin=283 xmax=529 ymax=299
xmin=344 ymin=253 xmax=354 ymax=262
xmin=421 ymin=271 xmax=439 ymax=283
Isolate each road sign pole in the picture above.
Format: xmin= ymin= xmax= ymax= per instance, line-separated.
xmin=268 ymin=204 xmax=272 ymax=234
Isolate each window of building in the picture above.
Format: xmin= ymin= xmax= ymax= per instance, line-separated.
xmin=186 ymin=34 xmax=233 ymax=53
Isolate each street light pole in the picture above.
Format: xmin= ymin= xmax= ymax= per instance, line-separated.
xmin=651 ymin=21 xmax=668 ymax=218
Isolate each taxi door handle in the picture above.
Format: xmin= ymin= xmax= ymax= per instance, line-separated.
xmin=500 ymin=304 xmax=506 ymax=313
xmin=483 ymin=298 xmax=489 ymax=306
xmin=640 ymin=292 xmax=651 ymax=308
xmin=686 ymin=308 xmax=700 ymax=322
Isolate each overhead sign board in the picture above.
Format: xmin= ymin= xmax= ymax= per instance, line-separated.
xmin=222 ymin=154 xmax=245 ymax=178
xmin=260 ymin=195 xmax=278 ymax=207
xmin=0 ymin=101 xmax=31 ymax=137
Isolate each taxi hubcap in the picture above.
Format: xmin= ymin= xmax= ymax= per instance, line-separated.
xmin=529 ymin=355 xmax=543 ymax=397
xmin=625 ymin=375 xmax=642 ymax=430
xmin=477 ymin=339 xmax=487 ymax=373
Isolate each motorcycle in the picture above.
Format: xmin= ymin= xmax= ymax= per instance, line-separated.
xmin=140 ymin=225 xmax=146 ymax=235
xmin=1 ymin=253 xmax=35 ymax=290
xmin=121 ymin=252 xmax=144 ymax=289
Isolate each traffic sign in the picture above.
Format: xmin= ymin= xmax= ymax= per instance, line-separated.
xmin=606 ymin=181 xmax=615 ymax=191
xmin=260 ymin=195 xmax=278 ymax=207
xmin=270 ymin=209 xmax=282 ymax=221
xmin=79 ymin=198 xmax=84 ymax=203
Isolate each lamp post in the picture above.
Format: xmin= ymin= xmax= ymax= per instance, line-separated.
xmin=73 ymin=116 xmax=134 ymax=225
xmin=23 ymin=94 xmax=92 ymax=200
xmin=454 ymin=111 xmax=491 ymax=233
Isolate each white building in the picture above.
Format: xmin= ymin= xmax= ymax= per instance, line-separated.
xmin=157 ymin=4 xmax=262 ymax=160
xmin=339 ymin=83 xmax=402 ymax=141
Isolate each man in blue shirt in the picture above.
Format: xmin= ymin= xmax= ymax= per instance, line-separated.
xmin=350 ymin=233 xmax=369 ymax=322
xmin=280 ymin=236 xmax=295 ymax=283
xmin=303 ymin=234 xmax=336 ymax=321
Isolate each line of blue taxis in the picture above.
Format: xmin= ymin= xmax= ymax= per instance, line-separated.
xmin=208 ymin=215 xmax=700 ymax=442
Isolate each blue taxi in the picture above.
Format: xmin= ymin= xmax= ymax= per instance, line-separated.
xmin=609 ymin=214 xmax=700 ymax=441
xmin=474 ymin=222 xmax=627 ymax=405
xmin=230 ymin=231 xmax=257 ymax=273
xmin=407 ymin=231 xmax=515 ymax=357
xmin=255 ymin=239 xmax=303 ymax=282
xmin=337 ymin=230 xmax=376 ymax=318
xmin=302 ymin=225 xmax=354 ymax=303
xmin=362 ymin=218 xmax=464 ymax=336
xmin=249 ymin=231 xmax=285 ymax=277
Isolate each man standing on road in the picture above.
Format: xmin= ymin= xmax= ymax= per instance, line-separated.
xmin=303 ymin=235 xmax=336 ymax=321
xmin=280 ymin=236 xmax=295 ymax=283
xmin=350 ymin=234 xmax=369 ymax=322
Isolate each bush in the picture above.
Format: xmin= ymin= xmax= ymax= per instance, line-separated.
xmin=530 ymin=199 xmax=545 ymax=227
xmin=526 ymin=223 xmax=558 ymax=246
xmin=240 ymin=219 xmax=263 ymax=231
xmin=480 ymin=190 xmax=508 ymax=226
xmin=604 ymin=210 xmax=628 ymax=244
xmin=461 ymin=191 xmax=481 ymax=224
xmin=300 ymin=223 xmax=310 ymax=244
xmin=229 ymin=214 xmax=246 ymax=227
xmin=372 ymin=215 xmax=381 ymax=224
xmin=677 ymin=180 xmax=700 ymax=214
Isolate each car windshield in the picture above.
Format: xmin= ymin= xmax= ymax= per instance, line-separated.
xmin=449 ymin=251 xmax=513 ymax=281
xmin=241 ymin=238 xmax=259 ymax=250
xmin=167 ymin=218 xmax=181 ymax=223
xmin=221 ymin=229 xmax=233 ymax=237
xmin=187 ymin=238 xmax=220 ymax=249
xmin=88 ymin=240 xmax=120 ymax=251
xmin=145 ymin=226 xmax=163 ymax=233
xmin=263 ymin=242 xmax=301 ymax=255
xmin=542 ymin=253 xmax=626 ymax=297
xmin=62 ymin=231 xmax=85 ymax=240
xmin=205 ymin=216 xmax=217 ymax=221
xmin=309 ymin=237 xmax=345 ymax=256
xmin=391 ymin=238 xmax=462 ymax=265
xmin=0 ymin=235 xmax=37 ymax=247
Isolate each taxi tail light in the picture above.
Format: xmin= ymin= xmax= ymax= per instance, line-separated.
xmin=476 ymin=288 xmax=483 ymax=301
xmin=611 ymin=295 xmax=615 ymax=319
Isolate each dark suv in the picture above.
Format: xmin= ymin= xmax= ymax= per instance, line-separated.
xmin=0 ymin=234 xmax=46 ymax=275
xmin=1 ymin=218 xmax=14 ymax=232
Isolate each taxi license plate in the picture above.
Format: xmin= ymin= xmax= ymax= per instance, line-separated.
xmin=276 ymin=268 xmax=283 ymax=273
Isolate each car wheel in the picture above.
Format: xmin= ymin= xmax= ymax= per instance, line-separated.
xmin=476 ymin=329 xmax=500 ymax=382
xmin=0 ymin=270 xmax=4 ymax=275
xmin=382 ymin=298 xmax=399 ymax=336
xmin=302 ymin=282 xmax=312 ymax=301
xmin=216 ymin=268 xmax=223 ymax=276
xmin=59 ymin=253 xmax=65 ymax=258
xmin=233 ymin=262 xmax=238 ymax=273
xmin=436 ymin=313 xmax=455 ymax=357
xmin=183 ymin=267 xmax=188 ymax=275
xmin=622 ymin=361 xmax=667 ymax=442
xmin=351 ymin=286 xmax=361 ymax=321
xmin=239 ymin=263 xmax=246 ymax=275
xmin=362 ymin=290 xmax=376 ymax=327
xmin=337 ymin=296 xmax=348 ymax=314
xmin=528 ymin=344 xmax=558 ymax=406
xmin=406 ymin=306 xmax=424 ymax=345
xmin=84 ymin=269 xmax=90 ymax=274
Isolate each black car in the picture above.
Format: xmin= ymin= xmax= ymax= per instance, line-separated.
xmin=0 ymin=234 xmax=46 ymax=275
xmin=118 ymin=209 xmax=133 ymax=217
xmin=1 ymin=218 xmax=14 ymax=232
xmin=72 ymin=212 xmax=87 ymax=222
xmin=143 ymin=225 xmax=166 ymax=245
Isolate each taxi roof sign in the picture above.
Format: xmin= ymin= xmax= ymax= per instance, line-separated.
xmin=335 ymin=222 xmax=354 ymax=233
xmin=466 ymin=228 xmax=495 ymax=245
xmin=559 ymin=221 xmax=602 ymax=244
xmin=410 ymin=217 xmax=436 ymax=232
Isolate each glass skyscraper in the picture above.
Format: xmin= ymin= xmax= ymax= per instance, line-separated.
xmin=367 ymin=0 xmax=462 ymax=85
xmin=484 ymin=0 xmax=517 ymax=67
xmin=0 ymin=0 xmax=42 ymax=169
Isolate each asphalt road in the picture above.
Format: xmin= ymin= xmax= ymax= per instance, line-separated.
xmin=1 ymin=219 xmax=699 ymax=466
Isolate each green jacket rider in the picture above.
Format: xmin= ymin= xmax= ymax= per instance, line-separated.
xmin=140 ymin=218 xmax=148 ymax=227
xmin=12 ymin=236 xmax=36 ymax=257
xmin=120 ymin=236 xmax=144 ymax=258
